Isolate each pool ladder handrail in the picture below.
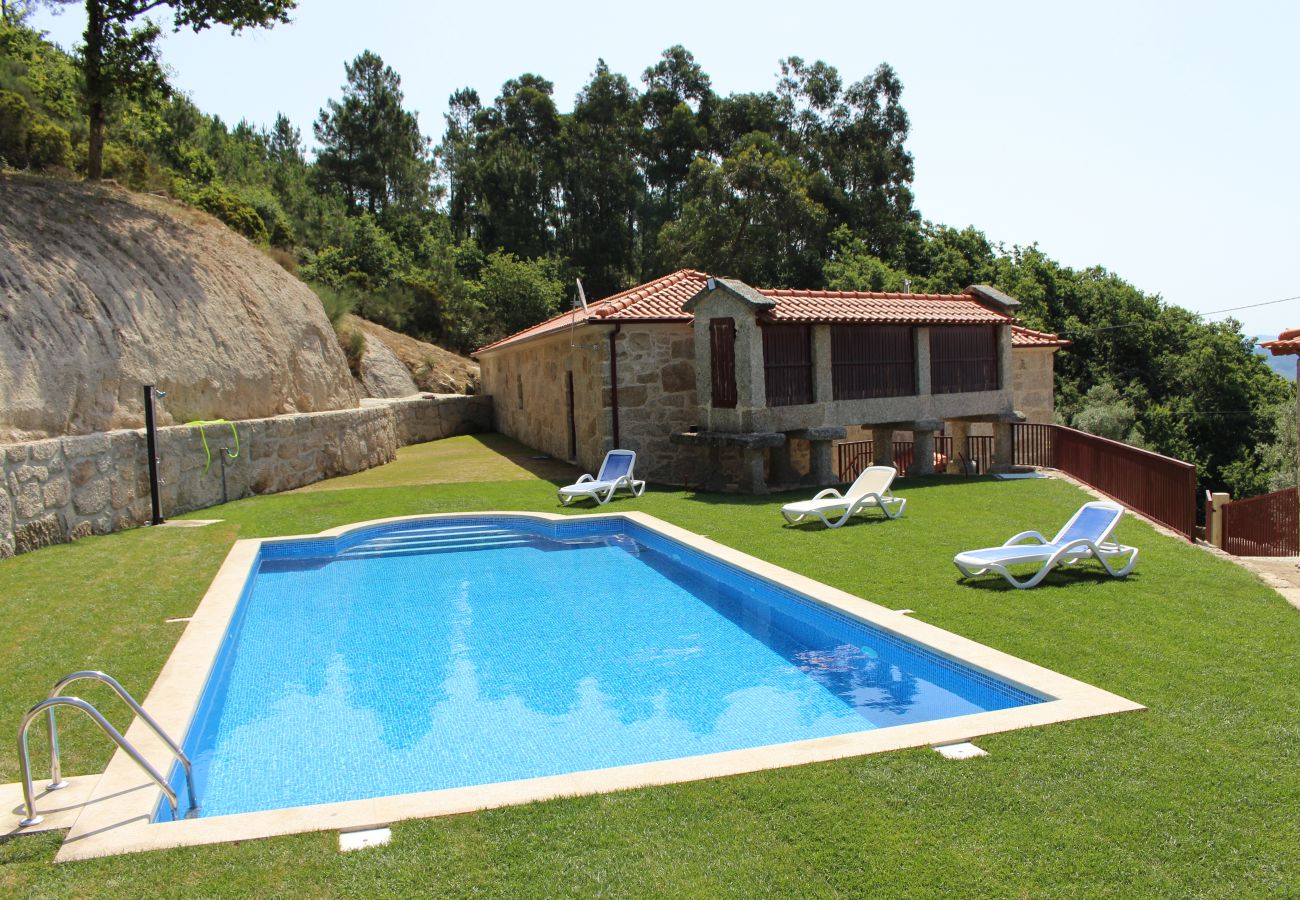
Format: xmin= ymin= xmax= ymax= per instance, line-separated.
xmin=15 ymin=670 xmax=197 ymax=827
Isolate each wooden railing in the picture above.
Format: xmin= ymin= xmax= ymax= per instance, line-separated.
xmin=1050 ymin=426 xmax=1197 ymax=540
xmin=1221 ymin=487 xmax=1299 ymax=556
xmin=1014 ymin=423 xmax=1053 ymax=468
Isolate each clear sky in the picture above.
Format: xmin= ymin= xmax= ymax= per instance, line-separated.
xmin=29 ymin=0 xmax=1300 ymax=335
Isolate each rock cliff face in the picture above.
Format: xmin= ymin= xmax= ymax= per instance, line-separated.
xmin=0 ymin=175 xmax=361 ymax=441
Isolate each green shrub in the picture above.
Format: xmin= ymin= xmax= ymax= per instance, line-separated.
xmin=0 ymin=89 xmax=32 ymax=166
xmin=95 ymin=142 xmax=151 ymax=187
xmin=309 ymin=282 xmax=356 ymax=326
xmin=189 ymin=184 xmax=270 ymax=244
xmin=174 ymin=144 xmax=218 ymax=185
xmin=25 ymin=119 xmax=70 ymax=169
xmin=232 ymin=184 xmax=294 ymax=247
xmin=334 ymin=323 xmax=365 ymax=378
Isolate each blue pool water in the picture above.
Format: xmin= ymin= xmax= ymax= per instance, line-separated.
xmin=158 ymin=517 xmax=1044 ymax=820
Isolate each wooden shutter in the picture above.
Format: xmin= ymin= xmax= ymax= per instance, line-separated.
xmin=831 ymin=326 xmax=916 ymax=400
xmin=710 ymin=318 xmax=737 ymax=408
xmin=762 ymin=324 xmax=814 ymax=406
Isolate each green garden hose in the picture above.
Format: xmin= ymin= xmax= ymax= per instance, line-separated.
xmin=185 ymin=419 xmax=241 ymax=473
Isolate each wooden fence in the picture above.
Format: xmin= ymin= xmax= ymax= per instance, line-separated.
xmin=1221 ymin=487 xmax=1299 ymax=556
xmin=1050 ymin=426 xmax=1197 ymax=540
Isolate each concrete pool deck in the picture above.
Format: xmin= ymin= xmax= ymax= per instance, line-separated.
xmin=37 ymin=510 xmax=1143 ymax=861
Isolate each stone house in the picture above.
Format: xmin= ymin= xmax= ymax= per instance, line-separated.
xmin=475 ymin=270 xmax=1067 ymax=491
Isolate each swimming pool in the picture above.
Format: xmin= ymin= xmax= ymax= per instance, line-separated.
xmin=59 ymin=512 xmax=1142 ymax=859
xmin=156 ymin=516 xmax=1044 ymax=821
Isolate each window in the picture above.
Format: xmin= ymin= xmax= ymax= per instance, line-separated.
xmin=831 ymin=326 xmax=916 ymax=399
xmin=762 ymin=324 xmax=814 ymax=406
xmin=930 ymin=326 xmax=1000 ymax=394
xmin=516 ymin=373 xmax=524 ymax=408
xmin=710 ymin=318 xmax=738 ymax=408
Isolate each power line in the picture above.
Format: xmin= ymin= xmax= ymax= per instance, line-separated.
xmin=1057 ymin=292 xmax=1300 ymax=337
xmin=1198 ymin=293 xmax=1300 ymax=318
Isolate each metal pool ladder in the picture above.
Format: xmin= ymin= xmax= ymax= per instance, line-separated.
xmin=15 ymin=670 xmax=198 ymax=827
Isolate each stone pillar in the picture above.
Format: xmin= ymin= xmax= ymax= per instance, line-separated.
xmin=1208 ymin=492 xmax=1230 ymax=548
xmin=740 ymin=447 xmax=768 ymax=494
xmin=871 ymin=427 xmax=895 ymax=467
xmin=704 ymin=445 xmax=725 ymax=491
xmin=915 ymin=327 xmax=932 ymax=397
xmin=999 ymin=324 xmax=1014 ymax=392
xmin=812 ymin=324 xmax=834 ymax=403
xmin=809 ymin=440 xmax=836 ymax=486
xmin=945 ymin=420 xmax=970 ymax=474
xmin=909 ymin=428 xmax=936 ymax=476
xmin=992 ymin=420 xmax=1014 ymax=472
xmin=770 ymin=438 xmax=798 ymax=487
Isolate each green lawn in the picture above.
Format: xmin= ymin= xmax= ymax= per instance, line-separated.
xmin=1 ymin=438 xmax=1297 ymax=897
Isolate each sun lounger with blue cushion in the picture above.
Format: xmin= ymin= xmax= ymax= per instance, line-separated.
xmin=557 ymin=449 xmax=646 ymax=506
xmin=953 ymin=500 xmax=1138 ymax=589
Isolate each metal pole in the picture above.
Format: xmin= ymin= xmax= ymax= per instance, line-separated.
xmin=143 ymin=384 xmax=165 ymax=525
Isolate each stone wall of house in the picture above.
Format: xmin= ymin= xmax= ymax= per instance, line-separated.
xmin=478 ymin=330 xmax=608 ymax=474
xmin=0 ymin=394 xmax=491 ymax=558
xmin=609 ymin=325 xmax=699 ymax=485
xmin=1013 ymin=347 xmax=1057 ymax=425
xmin=478 ymin=324 xmax=700 ymax=483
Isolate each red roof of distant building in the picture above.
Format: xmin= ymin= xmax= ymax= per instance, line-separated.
xmin=474 ymin=269 xmax=1067 ymax=354
xmin=1260 ymin=327 xmax=1300 ymax=356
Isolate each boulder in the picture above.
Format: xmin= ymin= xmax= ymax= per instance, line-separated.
xmin=0 ymin=175 xmax=361 ymax=441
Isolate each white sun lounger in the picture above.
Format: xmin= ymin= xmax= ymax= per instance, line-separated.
xmin=780 ymin=465 xmax=906 ymax=528
xmin=953 ymin=501 xmax=1139 ymax=589
xmin=557 ymin=449 xmax=647 ymax=506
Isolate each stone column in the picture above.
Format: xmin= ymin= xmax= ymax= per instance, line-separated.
xmin=991 ymin=420 xmax=1014 ymax=472
xmin=915 ymin=327 xmax=932 ymax=397
xmin=909 ymin=427 xmax=936 ymax=476
xmin=1208 ymin=492 xmax=1230 ymax=548
xmin=871 ymin=427 xmax=895 ymax=467
xmin=770 ymin=437 xmax=798 ymax=487
xmin=809 ymin=441 xmax=836 ymax=486
xmin=740 ymin=447 xmax=768 ymax=494
xmin=705 ymin=445 xmax=725 ymax=491
xmin=812 ymin=324 xmax=834 ymax=403
xmin=945 ymin=420 xmax=970 ymax=474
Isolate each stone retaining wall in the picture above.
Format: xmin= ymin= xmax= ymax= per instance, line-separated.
xmin=0 ymin=394 xmax=492 ymax=557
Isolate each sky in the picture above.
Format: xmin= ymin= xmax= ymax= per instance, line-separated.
xmin=29 ymin=0 xmax=1300 ymax=336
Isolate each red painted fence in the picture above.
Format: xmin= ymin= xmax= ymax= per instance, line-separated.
xmin=1221 ymin=487 xmax=1299 ymax=556
xmin=1050 ymin=426 xmax=1197 ymax=540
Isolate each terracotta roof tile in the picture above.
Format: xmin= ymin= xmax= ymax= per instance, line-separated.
xmin=755 ymin=288 xmax=1011 ymax=326
xmin=474 ymin=269 xmax=706 ymax=354
xmin=1260 ymin=328 xmax=1300 ymax=356
xmin=1011 ymin=326 xmax=1071 ymax=348
xmin=474 ymin=271 xmax=1054 ymax=354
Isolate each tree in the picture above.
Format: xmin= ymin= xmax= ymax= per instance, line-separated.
xmin=776 ymin=58 xmax=917 ymax=259
xmin=1071 ymin=382 xmax=1144 ymax=445
xmin=72 ymin=0 xmax=294 ymax=180
xmin=657 ymin=132 xmax=826 ymax=286
xmin=638 ymin=45 xmax=713 ymax=270
xmin=560 ymin=60 xmax=641 ymax=297
xmin=469 ymin=250 xmax=564 ymax=343
xmin=314 ymin=50 xmax=432 ymax=216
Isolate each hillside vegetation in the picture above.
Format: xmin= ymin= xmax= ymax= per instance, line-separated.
xmin=0 ymin=17 xmax=1291 ymax=494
